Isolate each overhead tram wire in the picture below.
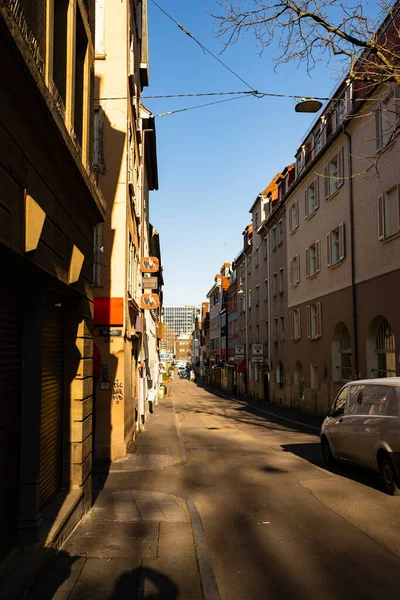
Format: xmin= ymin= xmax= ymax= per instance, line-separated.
xmin=155 ymin=95 xmax=249 ymax=118
xmin=149 ymin=0 xmax=256 ymax=93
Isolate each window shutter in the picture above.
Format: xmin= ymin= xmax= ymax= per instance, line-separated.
xmin=326 ymin=232 xmax=332 ymax=267
xmin=305 ymin=248 xmax=310 ymax=278
xmin=316 ymin=240 xmax=321 ymax=272
xmin=289 ymin=259 xmax=293 ymax=286
xmin=305 ymin=189 xmax=309 ymax=218
xmin=316 ymin=302 xmax=322 ymax=337
xmin=375 ymin=105 xmax=382 ymax=151
xmin=377 ymin=194 xmax=385 ymax=240
xmin=339 ymin=223 xmax=345 ymax=260
xmin=295 ymin=199 xmax=299 ymax=228
xmin=296 ymin=254 xmax=300 ymax=283
xmin=291 ymin=311 xmax=294 ymax=339
xmin=289 ymin=207 xmax=293 ymax=233
xmin=297 ymin=309 xmax=301 ymax=339
xmin=338 ymin=148 xmax=344 ymax=187
xmin=306 ymin=305 xmax=311 ymax=338
xmin=314 ymin=177 xmax=320 ymax=208
xmin=323 ymin=165 xmax=329 ymax=199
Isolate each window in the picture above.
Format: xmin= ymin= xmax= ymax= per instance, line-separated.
xmin=278 ymin=219 xmax=283 ymax=245
xmin=290 ymin=255 xmax=300 ymax=286
xmin=248 ymin=290 xmax=252 ymax=309
xmin=264 ymin=278 xmax=268 ymax=301
xmin=313 ymin=125 xmax=322 ymax=157
xmin=272 ymin=226 xmax=277 ymax=251
xmin=276 ymin=361 xmax=284 ymax=388
xmin=289 ymin=200 xmax=299 ymax=234
xmin=306 ymin=241 xmax=321 ymax=277
xmin=93 ymin=106 xmax=105 ymax=173
xmin=255 ymin=248 xmax=259 ymax=268
xmin=307 ymin=302 xmax=322 ymax=339
xmin=375 ymin=87 xmax=399 ymax=151
xmin=291 ymin=309 xmax=301 ymax=340
xmin=305 ymin=178 xmax=319 ymax=217
xmin=254 ymin=211 xmax=259 ymax=230
xmin=335 ymin=97 xmax=345 ymax=127
xmin=273 ymin=272 xmax=277 ymax=296
xmin=280 ymin=316 xmax=285 ymax=341
xmin=378 ymin=185 xmax=400 ymax=240
xmin=323 ymin=149 xmax=344 ymax=198
xmin=279 ymin=268 xmax=284 ymax=295
xmin=332 ymin=387 xmax=348 ymax=416
xmin=274 ymin=317 xmax=278 ymax=342
xmin=255 ymin=285 xmax=259 ymax=305
xmin=326 ymin=224 xmax=345 ymax=266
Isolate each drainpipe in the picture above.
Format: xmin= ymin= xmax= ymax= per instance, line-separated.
xmin=244 ymin=252 xmax=249 ymax=397
xmin=266 ymin=232 xmax=271 ymax=373
xmin=343 ymin=129 xmax=359 ymax=379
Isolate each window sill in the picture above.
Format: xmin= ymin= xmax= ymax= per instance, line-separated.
xmin=326 ymin=186 xmax=341 ymax=202
xmin=307 ymin=271 xmax=320 ymax=280
xmin=383 ymin=230 xmax=400 ymax=243
xmin=329 ymin=259 xmax=344 ymax=269
xmin=305 ymin=209 xmax=318 ymax=221
xmin=289 ymin=226 xmax=299 ymax=236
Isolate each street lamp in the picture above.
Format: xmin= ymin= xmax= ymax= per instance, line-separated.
xmin=295 ymin=98 xmax=323 ymax=113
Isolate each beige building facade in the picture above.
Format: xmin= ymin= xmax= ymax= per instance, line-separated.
xmin=93 ymin=0 xmax=160 ymax=462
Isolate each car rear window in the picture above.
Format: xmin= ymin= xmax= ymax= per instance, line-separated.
xmin=349 ymin=385 xmax=399 ymax=416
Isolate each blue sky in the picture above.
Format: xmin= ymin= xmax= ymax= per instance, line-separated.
xmin=145 ymin=1 xmax=365 ymax=305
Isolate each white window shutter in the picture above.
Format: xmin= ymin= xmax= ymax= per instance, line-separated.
xmin=297 ymin=309 xmax=301 ymax=339
xmin=338 ymin=148 xmax=344 ymax=187
xmin=289 ymin=207 xmax=293 ymax=233
xmin=305 ymin=248 xmax=310 ymax=278
xmin=375 ymin=105 xmax=382 ymax=151
xmin=295 ymin=199 xmax=299 ymax=228
xmin=314 ymin=177 xmax=320 ymax=208
xmin=326 ymin=232 xmax=332 ymax=267
xmin=339 ymin=223 xmax=345 ymax=260
xmin=323 ymin=165 xmax=329 ymax=199
xmin=378 ymin=194 xmax=385 ymax=240
xmin=316 ymin=240 xmax=321 ymax=272
xmin=316 ymin=302 xmax=322 ymax=337
xmin=306 ymin=305 xmax=311 ymax=338
xmin=305 ymin=189 xmax=309 ymax=219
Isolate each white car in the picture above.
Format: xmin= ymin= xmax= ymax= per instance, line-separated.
xmin=321 ymin=378 xmax=400 ymax=495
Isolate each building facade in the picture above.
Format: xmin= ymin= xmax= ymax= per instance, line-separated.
xmin=0 ymin=0 xmax=105 ymax=573
xmin=92 ymin=0 xmax=160 ymax=460
xmin=164 ymin=305 xmax=199 ymax=336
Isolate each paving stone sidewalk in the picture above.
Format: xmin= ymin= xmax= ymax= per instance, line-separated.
xmin=26 ymin=396 xmax=215 ymax=600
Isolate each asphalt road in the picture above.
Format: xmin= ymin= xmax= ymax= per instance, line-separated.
xmin=106 ymin=380 xmax=400 ymax=600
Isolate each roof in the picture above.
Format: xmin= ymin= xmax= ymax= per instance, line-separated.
xmin=249 ymin=172 xmax=282 ymax=213
xmin=341 ymin=378 xmax=400 ymax=386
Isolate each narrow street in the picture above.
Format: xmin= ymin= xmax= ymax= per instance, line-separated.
xmin=29 ymin=379 xmax=400 ymax=600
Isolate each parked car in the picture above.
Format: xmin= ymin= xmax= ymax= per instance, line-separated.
xmin=321 ymin=378 xmax=400 ymax=495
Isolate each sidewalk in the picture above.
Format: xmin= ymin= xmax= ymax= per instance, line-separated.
xmin=26 ymin=395 xmax=219 ymax=600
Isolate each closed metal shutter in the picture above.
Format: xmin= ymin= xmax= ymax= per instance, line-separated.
xmin=0 ymin=274 xmax=21 ymax=562
xmin=39 ymin=299 xmax=63 ymax=510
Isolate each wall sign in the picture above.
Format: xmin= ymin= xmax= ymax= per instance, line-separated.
xmin=142 ymin=276 xmax=158 ymax=289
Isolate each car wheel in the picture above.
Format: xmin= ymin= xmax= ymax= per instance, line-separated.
xmin=379 ymin=455 xmax=400 ymax=496
xmin=321 ymin=437 xmax=335 ymax=466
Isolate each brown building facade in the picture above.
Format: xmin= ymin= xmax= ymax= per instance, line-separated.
xmin=0 ymin=0 xmax=104 ymax=576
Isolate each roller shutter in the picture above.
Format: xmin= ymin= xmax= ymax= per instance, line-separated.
xmin=39 ymin=299 xmax=64 ymax=510
xmin=0 ymin=274 xmax=22 ymax=562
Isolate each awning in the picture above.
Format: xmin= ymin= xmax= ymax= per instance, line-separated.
xmin=237 ymin=360 xmax=246 ymax=373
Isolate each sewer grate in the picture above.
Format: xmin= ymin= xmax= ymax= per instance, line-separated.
xmin=65 ymin=522 xmax=159 ymax=559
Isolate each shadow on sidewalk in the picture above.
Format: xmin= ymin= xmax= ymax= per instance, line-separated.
xmin=26 ymin=548 xmax=179 ymax=599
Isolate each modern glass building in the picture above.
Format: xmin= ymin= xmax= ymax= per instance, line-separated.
xmin=164 ymin=305 xmax=199 ymax=336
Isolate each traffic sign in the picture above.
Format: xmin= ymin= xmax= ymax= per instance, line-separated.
xmin=160 ymin=353 xmax=170 ymax=359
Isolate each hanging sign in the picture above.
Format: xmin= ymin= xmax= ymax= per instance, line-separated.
xmin=140 ymin=293 xmax=160 ymax=309
xmin=140 ymin=257 xmax=159 ymax=272
xmin=142 ymin=276 xmax=158 ymax=289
